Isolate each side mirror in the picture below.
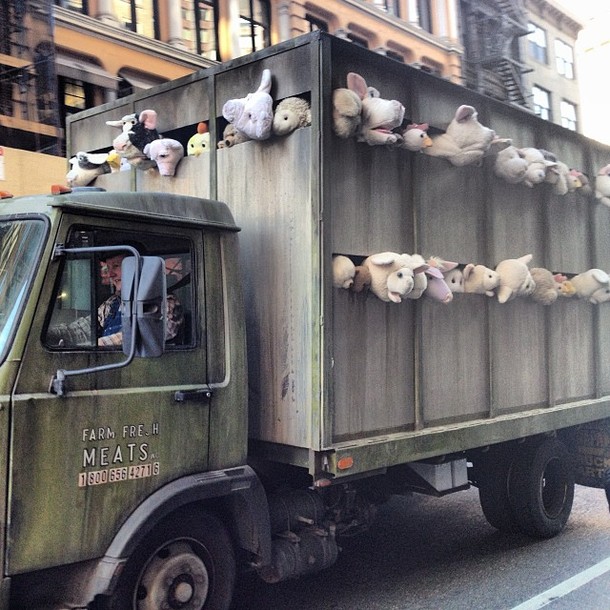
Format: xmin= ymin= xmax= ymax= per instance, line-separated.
xmin=122 ymin=256 xmax=166 ymax=357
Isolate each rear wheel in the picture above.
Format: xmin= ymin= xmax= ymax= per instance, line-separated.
xmin=106 ymin=510 xmax=236 ymax=610
xmin=508 ymin=438 xmax=575 ymax=539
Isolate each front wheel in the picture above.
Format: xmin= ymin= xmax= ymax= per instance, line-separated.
xmin=508 ymin=437 xmax=575 ymax=539
xmin=105 ymin=510 xmax=236 ymax=610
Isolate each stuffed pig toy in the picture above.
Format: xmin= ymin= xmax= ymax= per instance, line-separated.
xmin=222 ymin=69 xmax=274 ymax=141
xmin=423 ymin=105 xmax=509 ymax=167
xmin=424 ymin=256 xmax=459 ymax=304
xmin=495 ymin=254 xmax=536 ymax=304
xmin=344 ymin=72 xmax=405 ymax=146
xmin=595 ymin=164 xmax=610 ymax=207
xmin=144 ymin=138 xmax=184 ymax=176
xmin=362 ymin=252 xmax=428 ymax=303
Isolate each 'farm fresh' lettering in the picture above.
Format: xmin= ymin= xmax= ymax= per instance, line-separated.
xmin=78 ymin=422 xmax=161 ymax=487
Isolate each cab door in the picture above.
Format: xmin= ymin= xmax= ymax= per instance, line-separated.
xmin=7 ymin=215 xmax=211 ymax=574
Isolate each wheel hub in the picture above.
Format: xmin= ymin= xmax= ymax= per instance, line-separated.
xmin=138 ymin=541 xmax=210 ymax=609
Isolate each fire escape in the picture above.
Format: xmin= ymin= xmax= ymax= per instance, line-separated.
xmin=0 ymin=0 xmax=61 ymax=154
xmin=461 ymin=0 xmax=531 ymax=108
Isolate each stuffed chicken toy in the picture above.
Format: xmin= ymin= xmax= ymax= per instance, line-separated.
xmin=399 ymin=123 xmax=433 ymax=152
xmin=362 ymin=252 xmax=428 ymax=303
xmin=144 ymin=138 xmax=184 ymax=177
xmin=222 ymin=69 xmax=274 ymax=141
xmin=187 ymin=122 xmax=210 ymax=156
xmin=567 ymin=269 xmax=610 ymax=304
xmin=273 ymin=97 xmax=311 ymax=136
xmin=423 ymin=105 xmax=509 ymax=167
xmin=495 ymin=254 xmax=536 ymax=303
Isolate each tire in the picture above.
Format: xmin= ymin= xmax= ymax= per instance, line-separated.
xmin=105 ymin=510 xmax=236 ymax=610
xmin=475 ymin=448 xmax=521 ymax=533
xmin=508 ymin=438 xmax=575 ymax=539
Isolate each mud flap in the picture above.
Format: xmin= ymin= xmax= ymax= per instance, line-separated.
xmin=561 ymin=419 xmax=610 ymax=488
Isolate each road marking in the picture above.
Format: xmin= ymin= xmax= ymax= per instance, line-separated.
xmin=511 ymin=556 xmax=610 ymax=610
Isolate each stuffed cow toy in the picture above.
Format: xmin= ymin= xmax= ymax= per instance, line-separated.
xmin=107 ymin=109 xmax=161 ymax=170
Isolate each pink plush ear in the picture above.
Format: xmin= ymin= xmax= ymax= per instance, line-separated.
xmin=139 ymin=109 xmax=157 ymax=129
xmin=462 ymin=263 xmax=475 ymax=279
xmin=425 ymin=266 xmax=444 ymax=279
xmin=346 ymin=72 xmax=368 ymax=101
xmin=413 ymin=264 xmax=429 ymax=275
xmin=407 ymin=123 xmax=429 ymax=132
xmin=553 ymin=273 xmax=567 ymax=283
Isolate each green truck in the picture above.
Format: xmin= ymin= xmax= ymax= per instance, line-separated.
xmin=2 ymin=32 xmax=610 ymax=608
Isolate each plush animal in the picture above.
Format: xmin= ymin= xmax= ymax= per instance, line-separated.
xmin=462 ymin=263 xmax=500 ymax=297
xmin=569 ymin=169 xmax=592 ymax=196
xmin=495 ymin=254 xmax=535 ymax=303
xmin=222 ymin=69 xmax=274 ymax=141
xmin=332 ymin=255 xmax=356 ymax=289
xmin=187 ymin=122 xmax=210 ymax=156
xmin=423 ymin=105 xmax=509 ymax=167
xmin=404 ymin=254 xmax=429 ymax=299
xmin=351 ymin=265 xmax=372 ymax=293
xmin=332 ymin=87 xmax=362 ymax=139
xmin=66 ymin=151 xmax=114 ymax=187
xmin=494 ymin=146 xmax=528 ymax=184
xmin=107 ymin=109 xmax=161 ymax=169
xmin=519 ymin=148 xmax=556 ymax=188
xmin=595 ymin=164 xmax=610 ymax=207
xmin=362 ymin=252 xmax=428 ymax=303
xmin=443 ymin=267 xmax=465 ymax=293
xmin=529 ymin=268 xmax=563 ymax=305
xmin=345 ymin=72 xmax=405 ymax=146
xmin=537 ymin=150 xmax=571 ymax=195
xmin=424 ymin=256 xmax=459 ymax=303
xmin=273 ymin=97 xmax=311 ymax=136
xmin=143 ymin=138 xmax=184 ymax=176
xmin=399 ymin=123 xmax=433 ymax=152
xmin=568 ymin=269 xmax=610 ymax=303
xmin=557 ymin=278 xmax=577 ymax=297
xmin=217 ymin=123 xmax=251 ymax=148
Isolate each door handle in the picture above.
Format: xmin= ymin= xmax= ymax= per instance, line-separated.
xmin=174 ymin=386 xmax=213 ymax=402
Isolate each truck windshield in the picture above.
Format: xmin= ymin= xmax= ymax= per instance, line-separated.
xmin=0 ymin=220 xmax=46 ymax=362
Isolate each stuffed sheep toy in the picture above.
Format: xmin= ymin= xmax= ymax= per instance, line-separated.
xmin=144 ymin=138 xmax=184 ymax=177
xmin=399 ymin=123 xmax=433 ymax=153
xmin=107 ymin=109 xmax=161 ymax=170
xmin=463 ymin=263 xmax=500 ymax=297
xmin=567 ymin=269 xmax=610 ymax=304
xmin=222 ymin=69 xmax=274 ymax=141
xmin=332 ymin=255 xmax=356 ymax=289
xmin=529 ymin=268 xmax=564 ymax=306
xmin=423 ymin=105 xmax=510 ymax=167
xmin=362 ymin=252 xmax=428 ymax=303
xmin=495 ymin=254 xmax=536 ymax=304
xmin=66 ymin=151 xmax=117 ymax=187
xmin=342 ymin=72 xmax=405 ymax=146
xmin=187 ymin=122 xmax=210 ymax=156
xmin=595 ymin=164 xmax=610 ymax=207
xmin=273 ymin=97 xmax=311 ymax=136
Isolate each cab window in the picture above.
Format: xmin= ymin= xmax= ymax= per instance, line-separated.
xmin=44 ymin=227 xmax=194 ymax=350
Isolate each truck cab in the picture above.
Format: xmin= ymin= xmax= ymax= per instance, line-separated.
xmin=0 ymin=190 xmax=257 ymax=608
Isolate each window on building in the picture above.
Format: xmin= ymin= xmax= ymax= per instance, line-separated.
xmin=528 ymin=23 xmax=547 ymax=64
xmin=373 ymin=0 xmax=400 ymax=16
xmin=555 ymin=39 xmax=574 ymax=79
xmin=238 ymin=0 xmax=270 ymax=56
xmin=385 ymin=50 xmax=405 ymax=63
xmin=113 ymin=0 xmax=159 ymax=39
xmin=182 ymin=0 xmax=219 ymax=61
xmin=417 ymin=0 xmax=432 ymax=33
xmin=305 ymin=14 xmax=328 ymax=32
xmin=54 ymin=0 xmax=89 ymax=11
xmin=347 ymin=33 xmax=369 ymax=48
xmin=532 ymin=85 xmax=551 ymax=121
xmin=560 ymin=100 xmax=577 ymax=131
